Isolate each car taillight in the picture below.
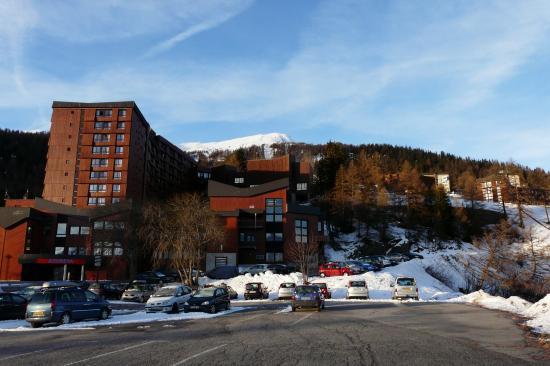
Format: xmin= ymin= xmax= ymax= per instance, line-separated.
xmin=291 ymin=295 xmax=296 ymax=300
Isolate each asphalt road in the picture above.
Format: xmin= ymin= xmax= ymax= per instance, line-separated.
xmin=0 ymin=302 xmax=547 ymax=366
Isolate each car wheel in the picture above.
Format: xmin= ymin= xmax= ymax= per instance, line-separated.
xmin=210 ymin=305 xmax=217 ymax=314
xmin=30 ymin=322 xmax=43 ymax=328
xmin=60 ymin=312 xmax=72 ymax=325
xmin=226 ymin=302 xmax=231 ymax=310
xmin=343 ymin=272 xmax=349 ymax=277
xmin=319 ymin=273 xmax=325 ymax=278
xmin=171 ymin=303 xmax=179 ymax=314
xmin=291 ymin=306 xmax=296 ymax=312
xmin=99 ymin=308 xmax=109 ymax=320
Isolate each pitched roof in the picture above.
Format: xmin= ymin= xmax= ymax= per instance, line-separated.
xmin=208 ymin=178 xmax=289 ymax=197
xmin=0 ymin=207 xmax=32 ymax=229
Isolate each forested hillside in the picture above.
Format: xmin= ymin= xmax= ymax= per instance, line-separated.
xmin=0 ymin=129 xmax=49 ymax=206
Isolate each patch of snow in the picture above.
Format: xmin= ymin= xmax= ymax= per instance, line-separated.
xmin=180 ymin=133 xmax=291 ymax=158
xmin=0 ymin=307 xmax=246 ymax=332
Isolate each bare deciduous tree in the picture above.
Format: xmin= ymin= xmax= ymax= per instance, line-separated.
xmin=139 ymin=193 xmax=224 ymax=286
xmin=287 ymin=237 xmax=320 ymax=284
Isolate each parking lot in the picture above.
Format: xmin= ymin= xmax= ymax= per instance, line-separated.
xmin=0 ymin=301 xmax=547 ymax=365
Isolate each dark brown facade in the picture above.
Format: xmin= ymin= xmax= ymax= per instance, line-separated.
xmin=43 ymin=101 xmax=196 ymax=208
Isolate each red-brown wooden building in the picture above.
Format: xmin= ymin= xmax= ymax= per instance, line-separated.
xmin=206 ymin=155 xmax=327 ymax=271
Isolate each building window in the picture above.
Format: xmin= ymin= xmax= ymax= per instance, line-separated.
xmin=67 ymin=247 xmax=78 ymax=256
xmin=91 ymin=158 xmax=108 ymax=167
xmin=113 ymin=171 xmax=122 ymax=180
xmin=93 ymin=134 xmax=110 ymax=142
xmin=88 ymin=197 xmax=97 ymax=206
xmin=103 ymin=242 xmax=113 ymax=256
xmin=297 ymin=183 xmax=308 ymax=191
xmin=97 ymin=197 xmax=106 ymax=206
xmin=234 ymin=177 xmax=244 ymax=184
xmin=197 ymin=172 xmax=211 ymax=179
xmin=116 ymin=134 xmax=124 ymax=142
xmin=92 ymin=146 xmax=109 ymax=154
xmin=94 ymin=221 xmax=104 ymax=230
xmin=275 ymin=253 xmax=283 ymax=262
xmin=104 ymin=221 xmax=114 ymax=230
xmin=117 ymin=122 xmax=125 ymax=129
xmin=114 ymin=159 xmax=123 ymax=167
xmin=266 ymin=252 xmax=274 ymax=263
xmin=56 ymin=223 xmax=67 ymax=237
xmin=89 ymin=184 xmax=106 ymax=193
xmin=115 ymin=146 xmax=124 ymax=154
xmin=55 ymin=247 xmax=65 ymax=255
xmin=239 ymin=233 xmax=255 ymax=242
xmin=295 ymin=219 xmax=308 ymax=243
xmin=266 ymin=232 xmax=283 ymax=242
xmin=90 ymin=171 xmax=108 ymax=179
xmin=113 ymin=184 xmax=121 ymax=192
xmin=114 ymin=242 xmax=123 ymax=256
xmin=118 ymin=109 xmax=126 ymax=117
xmin=80 ymin=226 xmax=90 ymax=235
xmin=78 ymin=247 xmax=87 ymax=255
xmin=115 ymin=222 xmax=125 ymax=230
xmin=112 ymin=197 xmax=120 ymax=204
xmin=95 ymin=109 xmax=112 ymax=117
xmin=266 ymin=198 xmax=283 ymax=222
xmin=70 ymin=226 xmax=80 ymax=235
xmin=94 ymin=122 xmax=111 ymax=129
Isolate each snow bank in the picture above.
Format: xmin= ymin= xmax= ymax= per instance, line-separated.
xmin=524 ymin=295 xmax=550 ymax=334
xmin=0 ymin=307 xmax=246 ymax=332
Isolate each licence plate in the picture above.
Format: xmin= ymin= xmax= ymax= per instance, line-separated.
xmin=33 ymin=311 xmax=45 ymax=317
xmin=190 ymin=306 xmax=200 ymax=310
xmin=404 ymin=287 xmax=411 ymax=291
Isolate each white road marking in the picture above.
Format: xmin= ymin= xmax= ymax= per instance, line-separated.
xmin=61 ymin=341 xmax=158 ymax=366
xmin=171 ymin=344 xmax=227 ymax=366
xmin=291 ymin=312 xmax=314 ymax=326
xmin=0 ymin=349 xmax=46 ymax=362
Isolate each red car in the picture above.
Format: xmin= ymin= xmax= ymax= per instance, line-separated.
xmin=312 ymin=282 xmax=331 ymax=299
xmin=319 ymin=262 xmax=353 ymax=277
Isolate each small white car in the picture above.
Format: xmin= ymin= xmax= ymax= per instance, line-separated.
xmin=346 ymin=280 xmax=369 ymax=299
xmin=392 ymin=277 xmax=419 ymax=300
xmin=277 ymin=282 xmax=296 ymax=300
xmin=145 ymin=284 xmax=192 ymax=313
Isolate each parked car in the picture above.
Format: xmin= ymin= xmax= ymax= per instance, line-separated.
xmin=0 ymin=293 xmax=28 ymax=320
xmin=88 ymin=282 xmax=124 ymax=300
xmin=121 ymin=282 xmax=158 ymax=303
xmin=392 ymin=277 xmax=419 ymax=300
xmin=25 ymin=288 xmax=111 ymax=328
xmin=360 ymin=257 xmax=382 ymax=271
xmin=14 ymin=286 xmax=42 ymax=301
xmin=244 ymin=282 xmax=269 ymax=300
xmin=405 ymin=252 xmax=424 ymax=260
xmin=291 ymin=285 xmax=325 ymax=312
xmin=183 ymin=287 xmax=230 ymax=314
xmin=241 ymin=264 xmax=269 ymax=275
xmin=267 ymin=264 xmax=290 ymax=274
xmin=312 ymin=282 xmax=331 ymax=299
xmin=145 ymin=284 xmax=193 ymax=313
xmin=344 ymin=261 xmax=365 ymax=274
xmin=346 ymin=280 xmax=369 ymax=299
xmin=206 ymin=266 xmax=239 ymax=280
xmin=370 ymin=255 xmax=392 ymax=267
xmin=387 ymin=253 xmax=408 ymax=264
xmin=319 ymin=262 xmax=353 ymax=277
xmin=135 ymin=271 xmax=175 ymax=284
xmin=346 ymin=260 xmax=378 ymax=273
xmin=277 ymin=282 xmax=296 ymax=300
xmin=210 ymin=283 xmax=238 ymax=299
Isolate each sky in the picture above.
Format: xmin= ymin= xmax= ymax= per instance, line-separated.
xmin=0 ymin=0 xmax=549 ymax=170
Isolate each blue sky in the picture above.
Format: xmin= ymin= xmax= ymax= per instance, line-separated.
xmin=1 ymin=0 xmax=549 ymax=169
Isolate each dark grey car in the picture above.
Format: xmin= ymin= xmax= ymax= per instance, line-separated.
xmin=291 ymin=285 xmax=325 ymax=312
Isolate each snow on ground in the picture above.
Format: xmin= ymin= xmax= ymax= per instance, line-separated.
xmin=0 ymin=307 xmax=246 ymax=332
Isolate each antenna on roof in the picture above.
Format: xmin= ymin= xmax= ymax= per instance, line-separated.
xmin=3 ymin=189 xmax=8 ymax=200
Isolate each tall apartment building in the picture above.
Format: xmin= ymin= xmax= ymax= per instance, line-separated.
xmin=42 ymin=101 xmax=196 ymax=207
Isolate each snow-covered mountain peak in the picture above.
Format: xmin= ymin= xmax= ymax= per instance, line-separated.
xmin=180 ymin=133 xmax=291 ymax=156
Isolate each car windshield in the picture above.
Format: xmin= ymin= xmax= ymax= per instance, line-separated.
xmin=246 ymin=283 xmax=259 ymax=290
xmin=295 ymin=286 xmax=316 ymax=294
xmin=194 ymin=288 xmax=216 ymax=297
xmin=280 ymin=283 xmax=295 ymax=288
xmin=30 ymin=292 xmax=52 ymax=303
xmin=350 ymin=281 xmax=365 ymax=287
xmin=153 ymin=287 xmax=176 ymax=297
xmin=129 ymin=285 xmax=145 ymax=291
xmin=313 ymin=283 xmax=327 ymax=289
xmin=396 ymin=278 xmax=415 ymax=286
